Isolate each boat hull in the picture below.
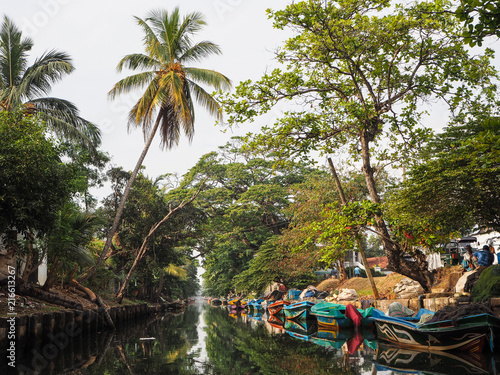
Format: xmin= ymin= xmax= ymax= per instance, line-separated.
xmin=283 ymin=301 xmax=315 ymax=320
xmin=374 ymin=316 xmax=487 ymax=352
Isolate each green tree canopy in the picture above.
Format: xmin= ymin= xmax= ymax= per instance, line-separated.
xmin=219 ymin=0 xmax=499 ymax=291
xmin=179 ymin=141 xmax=316 ymax=296
xmin=0 ymin=111 xmax=73 ymax=237
xmin=387 ymin=117 xmax=500 ymax=246
xmin=456 ymin=0 xmax=500 ymax=46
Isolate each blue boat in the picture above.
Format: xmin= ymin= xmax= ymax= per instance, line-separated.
xmin=283 ymin=301 xmax=316 ymax=320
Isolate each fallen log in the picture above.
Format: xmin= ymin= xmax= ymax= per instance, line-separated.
xmin=71 ymin=279 xmax=115 ymax=330
xmin=18 ymin=285 xmax=83 ymax=310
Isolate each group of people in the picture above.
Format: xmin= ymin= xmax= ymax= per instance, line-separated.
xmin=461 ymin=244 xmax=497 ymax=271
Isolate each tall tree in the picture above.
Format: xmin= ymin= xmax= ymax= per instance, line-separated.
xmin=180 ymin=141 xmax=315 ymax=296
xmin=89 ymin=8 xmax=231 ymax=280
xmin=0 ymin=16 xmax=100 ymax=149
xmin=220 ymin=0 xmax=499 ymax=291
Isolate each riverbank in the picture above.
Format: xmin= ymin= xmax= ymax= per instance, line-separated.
xmin=0 ymin=285 xmax=170 ymax=319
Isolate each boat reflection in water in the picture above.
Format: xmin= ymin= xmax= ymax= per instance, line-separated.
xmin=375 ymin=342 xmax=496 ymax=375
xmin=6 ymin=299 xmax=499 ymax=375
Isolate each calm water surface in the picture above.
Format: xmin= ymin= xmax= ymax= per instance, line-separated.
xmin=9 ymin=299 xmax=499 ymax=374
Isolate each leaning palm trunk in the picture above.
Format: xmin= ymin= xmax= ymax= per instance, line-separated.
xmin=116 ymin=184 xmax=204 ymax=303
xmin=78 ymin=118 xmax=161 ymax=283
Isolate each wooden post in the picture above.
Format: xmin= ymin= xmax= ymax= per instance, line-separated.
xmin=327 ymin=157 xmax=380 ymax=300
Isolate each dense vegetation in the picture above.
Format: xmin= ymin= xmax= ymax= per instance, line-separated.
xmin=1 ymin=0 xmax=500 ymax=303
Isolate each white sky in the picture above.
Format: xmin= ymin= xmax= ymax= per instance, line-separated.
xmin=2 ymin=0 xmax=293 ymax=199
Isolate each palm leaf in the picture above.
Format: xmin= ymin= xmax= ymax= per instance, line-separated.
xmin=164 ymin=263 xmax=187 ymax=279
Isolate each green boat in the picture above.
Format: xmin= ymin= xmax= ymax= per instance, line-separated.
xmin=310 ymin=301 xmax=374 ymax=329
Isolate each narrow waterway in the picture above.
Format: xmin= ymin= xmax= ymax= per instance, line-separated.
xmin=7 ymin=299 xmax=498 ymax=374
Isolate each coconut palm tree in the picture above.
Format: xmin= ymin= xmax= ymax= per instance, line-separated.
xmin=0 ymin=15 xmax=101 ymax=149
xmin=91 ymin=8 xmax=231 ymax=279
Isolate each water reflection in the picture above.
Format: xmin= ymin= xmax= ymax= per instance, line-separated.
xmin=5 ymin=300 xmax=499 ymax=374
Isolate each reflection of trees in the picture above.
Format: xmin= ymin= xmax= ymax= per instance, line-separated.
xmin=75 ymin=304 xmax=203 ymax=374
xmin=204 ymin=307 xmax=352 ymax=375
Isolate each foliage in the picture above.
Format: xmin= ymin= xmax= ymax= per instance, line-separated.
xmin=387 ymin=117 xmax=500 ymax=246
xmin=0 ymin=111 xmax=73 ymax=238
xmin=218 ymin=0 xmax=499 ymax=290
xmin=456 ymin=0 xmax=500 ymax=46
xmin=44 ymin=202 xmax=101 ymax=287
xmin=100 ymin=170 xmax=200 ymax=300
xmin=179 ymin=141 xmax=316 ymax=296
xmin=233 ymin=237 xmax=286 ymax=294
xmin=0 ymin=15 xmax=100 ymax=150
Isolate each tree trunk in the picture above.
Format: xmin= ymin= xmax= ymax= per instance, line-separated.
xmin=78 ymin=117 xmax=162 ymax=283
xmin=359 ymin=131 xmax=434 ymax=291
xmin=327 ymin=158 xmax=379 ymax=299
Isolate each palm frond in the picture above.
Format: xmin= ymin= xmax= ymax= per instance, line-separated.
xmin=179 ymin=41 xmax=222 ymax=64
xmin=164 ymin=263 xmax=187 ymax=279
xmin=184 ymin=67 xmax=232 ymax=91
xmin=20 ymin=50 xmax=74 ymax=99
xmin=116 ymin=53 xmax=159 ymax=72
xmin=29 ymin=97 xmax=101 ymax=149
xmin=0 ymin=16 xmax=32 ymax=87
xmin=186 ymin=80 xmax=222 ymax=121
xmin=108 ymin=71 xmax=157 ymax=100
xmin=135 ymin=15 xmax=169 ymax=64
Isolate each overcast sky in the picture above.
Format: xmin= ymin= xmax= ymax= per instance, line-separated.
xmin=3 ymin=0 xmax=294 ymax=199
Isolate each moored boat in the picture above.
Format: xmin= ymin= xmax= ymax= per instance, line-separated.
xmin=283 ymin=300 xmax=316 ymax=320
xmin=310 ymin=302 xmax=374 ymax=329
xmin=372 ymin=308 xmax=500 ymax=352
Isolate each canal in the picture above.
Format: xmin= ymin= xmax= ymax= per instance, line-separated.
xmin=7 ymin=299 xmax=499 ymax=374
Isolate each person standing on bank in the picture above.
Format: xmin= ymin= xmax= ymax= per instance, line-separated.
xmin=354 ymin=266 xmax=361 ymax=277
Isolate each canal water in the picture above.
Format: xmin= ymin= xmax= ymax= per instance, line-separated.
xmin=7 ymin=299 xmax=499 ymax=374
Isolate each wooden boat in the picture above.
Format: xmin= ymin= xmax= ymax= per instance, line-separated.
xmin=375 ymin=342 xmax=494 ymax=375
xmin=372 ymin=308 xmax=500 ymax=352
xmin=310 ymin=302 xmax=374 ymax=328
xmin=268 ymin=300 xmax=291 ymax=316
xmin=283 ymin=301 xmax=315 ymax=320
